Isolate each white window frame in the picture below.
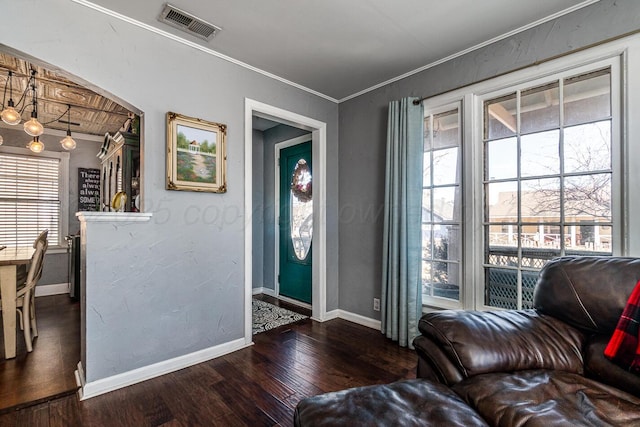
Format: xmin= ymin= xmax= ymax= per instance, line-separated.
xmin=0 ymin=145 xmax=69 ymax=251
xmin=421 ymin=100 xmax=464 ymax=310
xmin=420 ymin=34 xmax=638 ymax=310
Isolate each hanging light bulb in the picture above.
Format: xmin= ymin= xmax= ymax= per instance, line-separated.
xmin=1 ymin=101 xmax=21 ymax=125
xmin=60 ymin=105 xmax=76 ymax=150
xmin=1 ymin=72 xmax=21 ymax=125
xmin=24 ymin=115 xmax=43 ymax=136
xmin=23 ymin=92 xmax=43 ymax=136
xmin=27 ymin=136 xmax=44 ymax=153
xmin=23 ymin=72 xmax=43 ymax=137
xmin=0 ymin=134 xmax=4 ymax=145
xmin=60 ymin=132 xmax=76 ymax=150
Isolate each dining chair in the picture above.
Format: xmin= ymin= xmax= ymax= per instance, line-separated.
xmin=16 ymin=230 xmax=49 ymax=352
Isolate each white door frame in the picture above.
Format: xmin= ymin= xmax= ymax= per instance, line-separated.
xmin=244 ymin=98 xmax=327 ymax=344
xmin=274 ymin=135 xmax=313 ymax=308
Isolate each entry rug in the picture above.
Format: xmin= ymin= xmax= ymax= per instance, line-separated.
xmin=252 ymin=299 xmax=308 ymax=334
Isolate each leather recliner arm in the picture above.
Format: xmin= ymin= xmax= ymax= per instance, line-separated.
xmin=413 ymin=309 xmax=587 ymax=385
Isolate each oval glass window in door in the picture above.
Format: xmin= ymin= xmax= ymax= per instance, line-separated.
xmin=290 ymin=158 xmax=312 ymax=260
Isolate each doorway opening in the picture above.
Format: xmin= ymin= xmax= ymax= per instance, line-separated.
xmin=0 ymin=44 xmax=142 ymax=410
xmin=244 ymin=99 xmax=327 ymax=344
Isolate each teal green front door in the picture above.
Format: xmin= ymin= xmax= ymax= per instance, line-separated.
xmin=279 ymin=141 xmax=312 ymax=304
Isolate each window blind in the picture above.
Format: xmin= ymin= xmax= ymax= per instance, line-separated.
xmin=0 ymin=152 xmax=60 ymax=247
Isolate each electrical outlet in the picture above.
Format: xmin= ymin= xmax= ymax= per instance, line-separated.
xmin=373 ymin=298 xmax=380 ymax=311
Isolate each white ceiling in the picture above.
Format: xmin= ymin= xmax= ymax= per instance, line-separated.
xmin=82 ymin=0 xmax=598 ymax=101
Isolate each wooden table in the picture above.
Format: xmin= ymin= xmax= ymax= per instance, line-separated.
xmin=0 ymin=247 xmax=35 ymax=359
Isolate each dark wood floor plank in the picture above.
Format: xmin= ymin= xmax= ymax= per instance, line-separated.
xmin=49 ymin=394 xmax=81 ymax=427
xmin=3 ymin=294 xmax=417 ymax=426
xmin=0 ymin=295 xmax=80 ymax=412
xmin=0 ymin=411 xmax=17 ymax=427
xmin=16 ymin=402 xmax=49 ymax=427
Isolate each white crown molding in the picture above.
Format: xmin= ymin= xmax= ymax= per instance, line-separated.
xmin=70 ymin=0 xmax=339 ymax=104
xmin=72 ymin=0 xmax=599 ymax=104
xmin=338 ymin=0 xmax=602 ymax=103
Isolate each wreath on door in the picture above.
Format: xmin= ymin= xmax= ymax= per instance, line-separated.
xmin=290 ymin=160 xmax=312 ymax=203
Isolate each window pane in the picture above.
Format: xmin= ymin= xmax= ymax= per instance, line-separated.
xmin=564 ymin=69 xmax=611 ymax=126
xmin=423 ymin=152 xmax=431 ymax=186
xmin=290 ymin=159 xmax=313 ymax=260
xmin=422 ymin=224 xmax=432 ymax=259
xmin=521 ymin=82 xmax=559 ymax=134
xmin=521 ymin=271 xmax=539 ymax=309
xmin=422 ymin=261 xmax=432 ymax=297
xmin=486 ymin=224 xmax=518 ymax=251
xmin=433 ymin=109 xmax=459 ymax=149
xmin=564 ymin=174 xmax=611 ymax=222
xmin=486 ymin=137 xmax=517 ymax=180
xmin=565 ymin=225 xmax=612 ymax=254
xmin=433 ymin=147 xmax=459 ymax=185
xmin=423 ymin=104 xmax=461 ymax=304
xmin=432 ymin=186 xmax=460 ymax=222
xmin=520 ymin=130 xmax=559 ymax=177
xmin=486 ymin=181 xmax=517 ymax=223
xmin=485 ymin=93 xmax=516 ymax=140
xmin=521 ymin=178 xmax=560 ymax=223
xmin=424 ymin=117 xmax=432 ymax=151
xmin=422 ymin=189 xmax=431 ymax=222
xmin=485 ymin=267 xmax=519 ymax=309
xmin=521 ymin=246 xmax=560 ymax=269
xmin=431 ymin=262 xmax=460 ymax=300
xmin=433 ymin=224 xmax=461 ymax=262
xmin=0 ymin=152 xmax=61 ymax=247
xmin=564 ymin=121 xmax=611 ymax=173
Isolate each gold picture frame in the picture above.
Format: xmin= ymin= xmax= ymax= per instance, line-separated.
xmin=166 ymin=112 xmax=227 ymax=193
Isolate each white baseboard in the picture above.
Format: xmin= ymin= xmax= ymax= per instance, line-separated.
xmin=35 ymin=282 xmax=69 ymax=297
xmin=77 ymin=338 xmax=250 ymax=400
xmin=74 ymin=305 xmax=379 ymax=400
xmin=333 ymin=309 xmax=381 ymax=330
xmin=252 ymin=287 xmax=276 ymax=297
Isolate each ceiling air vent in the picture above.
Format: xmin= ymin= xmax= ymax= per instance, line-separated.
xmin=159 ymin=3 xmax=221 ymax=41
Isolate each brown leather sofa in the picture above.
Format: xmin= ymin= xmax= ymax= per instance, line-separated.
xmin=295 ymin=257 xmax=640 ymax=426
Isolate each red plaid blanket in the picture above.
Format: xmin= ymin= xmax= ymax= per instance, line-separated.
xmin=604 ymin=279 xmax=640 ymax=373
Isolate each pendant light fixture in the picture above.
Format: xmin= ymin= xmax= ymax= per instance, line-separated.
xmin=60 ymin=104 xmax=76 ymax=150
xmin=23 ymin=70 xmax=43 ymax=137
xmin=1 ymin=71 xmax=21 ymax=125
xmin=27 ymin=135 xmax=44 ymax=153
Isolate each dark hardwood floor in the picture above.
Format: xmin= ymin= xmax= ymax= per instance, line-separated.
xmin=0 ymin=295 xmax=80 ymax=413
xmin=0 ymin=294 xmax=417 ymax=426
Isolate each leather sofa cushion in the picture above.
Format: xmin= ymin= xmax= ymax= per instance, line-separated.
xmin=419 ymin=310 xmax=586 ymax=378
xmin=452 ymin=369 xmax=640 ymax=426
xmin=535 ymin=256 xmax=640 ymax=334
xmin=585 ymin=334 xmax=640 ymax=398
xmin=294 ymin=379 xmax=488 ymax=427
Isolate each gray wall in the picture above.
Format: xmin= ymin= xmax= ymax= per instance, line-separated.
xmin=338 ymin=0 xmax=640 ymax=320
xmin=1 ymin=0 xmax=338 ymax=381
xmin=0 ymin=126 xmax=102 ymax=286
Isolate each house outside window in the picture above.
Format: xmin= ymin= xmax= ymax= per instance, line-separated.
xmin=421 ymin=45 xmax=624 ymax=310
xmin=482 ymin=67 xmax=614 ymax=309
xmin=0 ymin=146 xmax=69 ymax=249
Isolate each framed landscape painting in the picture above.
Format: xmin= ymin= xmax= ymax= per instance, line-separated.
xmin=166 ymin=112 xmax=227 ymax=193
